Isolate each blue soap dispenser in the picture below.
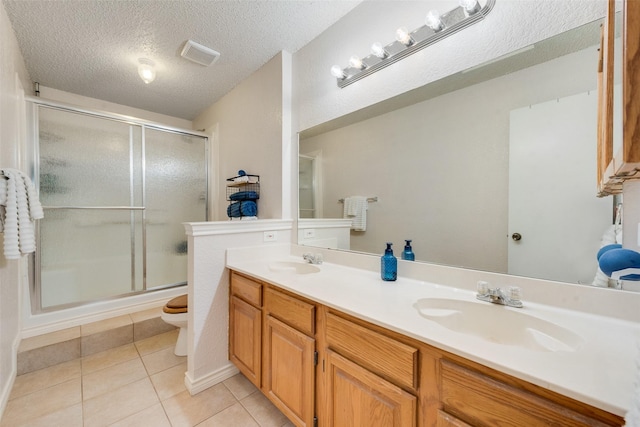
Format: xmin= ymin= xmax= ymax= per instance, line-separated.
xmin=381 ymin=242 xmax=397 ymax=281
xmin=402 ymin=239 xmax=415 ymax=261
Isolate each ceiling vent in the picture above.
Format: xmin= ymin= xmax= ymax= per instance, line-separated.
xmin=180 ymin=40 xmax=220 ymax=66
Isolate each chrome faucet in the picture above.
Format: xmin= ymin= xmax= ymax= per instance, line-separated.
xmin=302 ymin=253 xmax=323 ymax=265
xmin=476 ymin=281 xmax=523 ymax=308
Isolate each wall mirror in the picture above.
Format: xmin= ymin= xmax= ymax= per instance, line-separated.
xmin=298 ymin=16 xmax=624 ymax=287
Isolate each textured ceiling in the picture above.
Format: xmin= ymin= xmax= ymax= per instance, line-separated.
xmin=3 ymin=0 xmax=361 ymax=120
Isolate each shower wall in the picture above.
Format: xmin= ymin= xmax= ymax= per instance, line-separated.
xmin=35 ymin=104 xmax=208 ymax=311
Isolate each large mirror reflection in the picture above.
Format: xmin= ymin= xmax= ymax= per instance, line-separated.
xmin=298 ymin=17 xmax=621 ymax=286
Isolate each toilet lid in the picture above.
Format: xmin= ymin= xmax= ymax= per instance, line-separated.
xmin=163 ymin=294 xmax=188 ymax=314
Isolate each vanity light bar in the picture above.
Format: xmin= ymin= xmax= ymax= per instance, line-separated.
xmin=332 ymin=0 xmax=496 ymax=88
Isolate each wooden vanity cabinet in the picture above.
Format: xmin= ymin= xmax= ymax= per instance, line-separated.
xmin=263 ymin=287 xmax=316 ymax=427
xmin=323 ymin=310 xmax=419 ymax=427
xmin=437 ymin=358 xmax=622 ymax=427
xmin=228 ymin=270 xmax=624 ymax=427
xmin=597 ymin=0 xmax=640 ymax=195
xmin=229 ymin=271 xmax=263 ymax=387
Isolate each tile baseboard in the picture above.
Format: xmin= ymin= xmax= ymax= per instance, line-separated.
xmin=184 ymin=363 xmax=239 ymax=396
xmin=18 ymin=308 xmax=177 ymax=375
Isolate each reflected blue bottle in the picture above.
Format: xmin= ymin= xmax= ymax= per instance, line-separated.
xmin=381 ymin=242 xmax=397 ymax=281
xmin=402 ymin=239 xmax=415 ymax=261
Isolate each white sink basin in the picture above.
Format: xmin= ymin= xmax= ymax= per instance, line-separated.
xmin=414 ymin=298 xmax=584 ymax=352
xmin=268 ymin=261 xmax=320 ymax=275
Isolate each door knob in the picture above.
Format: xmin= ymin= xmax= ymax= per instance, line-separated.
xmin=512 ymin=233 xmax=522 ymax=241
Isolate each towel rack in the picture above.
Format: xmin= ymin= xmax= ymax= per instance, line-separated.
xmin=338 ymin=197 xmax=378 ymax=203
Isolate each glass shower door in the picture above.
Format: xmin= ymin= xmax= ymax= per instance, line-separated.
xmin=144 ymin=128 xmax=207 ymax=289
xmin=35 ymin=104 xmax=209 ymax=312
xmin=38 ymin=106 xmax=144 ymax=308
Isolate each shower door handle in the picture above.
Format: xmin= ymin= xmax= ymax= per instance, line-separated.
xmin=43 ymin=206 xmax=146 ymax=210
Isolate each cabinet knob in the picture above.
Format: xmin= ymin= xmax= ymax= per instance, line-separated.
xmin=511 ymin=233 xmax=522 ymax=241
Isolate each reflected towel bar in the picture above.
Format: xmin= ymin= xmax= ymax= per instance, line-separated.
xmin=338 ymin=197 xmax=378 ymax=203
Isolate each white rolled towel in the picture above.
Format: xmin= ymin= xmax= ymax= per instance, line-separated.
xmin=0 ymin=169 xmax=44 ymax=259
xmin=3 ymin=171 xmax=20 ymax=259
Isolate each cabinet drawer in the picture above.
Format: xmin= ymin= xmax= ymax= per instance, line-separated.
xmin=231 ymin=272 xmax=262 ymax=307
xmin=436 ymin=410 xmax=472 ymax=427
xmin=265 ymin=288 xmax=315 ymax=336
xmin=441 ymin=359 xmax=613 ymax=427
xmin=325 ymin=312 xmax=418 ymax=391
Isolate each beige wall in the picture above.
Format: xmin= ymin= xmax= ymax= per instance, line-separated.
xmin=0 ymin=0 xmax=32 ymax=413
xmin=194 ymin=52 xmax=288 ymax=221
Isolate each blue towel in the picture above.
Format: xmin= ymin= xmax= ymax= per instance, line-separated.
xmin=227 ymin=201 xmax=258 ymax=218
xmin=597 ymin=244 xmax=622 ymax=260
xmin=598 ymin=248 xmax=640 ymax=280
xmin=229 ymin=191 xmax=259 ymax=201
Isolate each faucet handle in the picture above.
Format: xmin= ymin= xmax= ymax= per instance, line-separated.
xmin=507 ymin=286 xmax=522 ymax=302
xmin=477 ymin=281 xmax=489 ymax=296
xmin=314 ymin=253 xmax=323 ymax=264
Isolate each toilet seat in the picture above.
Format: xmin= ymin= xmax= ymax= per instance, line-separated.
xmin=163 ymin=294 xmax=187 ymax=314
xmin=161 ymin=294 xmax=188 ymax=356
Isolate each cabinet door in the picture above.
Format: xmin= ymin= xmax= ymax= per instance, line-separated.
xmin=325 ymin=350 xmax=416 ymax=427
xmin=229 ymin=296 xmax=261 ymax=387
xmin=264 ymin=315 xmax=315 ymax=427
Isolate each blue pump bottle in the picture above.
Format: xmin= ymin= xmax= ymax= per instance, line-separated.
xmin=381 ymin=242 xmax=397 ymax=281
xmin=402 ymin=239 xmax=415 ymax=261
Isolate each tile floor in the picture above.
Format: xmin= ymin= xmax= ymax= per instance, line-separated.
xmin=2 ymin=330 xmax=292 ymax=427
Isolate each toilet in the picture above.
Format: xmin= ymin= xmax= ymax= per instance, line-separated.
xmin=161 ymin=294 xmax=188 ymax=356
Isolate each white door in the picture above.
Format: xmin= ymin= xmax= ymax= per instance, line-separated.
xmin=508 ymin=91 xmax=612 ymax=284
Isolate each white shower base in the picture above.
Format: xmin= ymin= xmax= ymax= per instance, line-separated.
xmin=26 ymin=253 xmax=188 ymax=337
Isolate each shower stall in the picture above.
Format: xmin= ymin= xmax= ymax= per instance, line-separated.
xmin=28 ymin=100 xmax=208 ymax=312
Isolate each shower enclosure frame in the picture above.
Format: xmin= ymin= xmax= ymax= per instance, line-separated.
xmin=26 ymin=97 xmax=210 ymax=314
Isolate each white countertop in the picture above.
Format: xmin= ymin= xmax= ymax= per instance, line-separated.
xmin=226 ymin=246 xmax=640 ymax=417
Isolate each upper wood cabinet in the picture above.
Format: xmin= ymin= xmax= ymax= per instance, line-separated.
xmin=597 ymin=0 xmax=640 ymax=196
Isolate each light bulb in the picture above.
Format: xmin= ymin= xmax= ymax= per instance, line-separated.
xmin=348 ymin=55 xmax=364 ymax=70
xmin=459 ymin=0 xmax=480 ymax=15
xmin=425 ymin=10 xmax=444 ymax=32
xmin=137 ymin=58 xmax=156 ymax=84
xmin=395 ymin=27 xmax=413 ymax=46
xmin=371 ymin=42 xmax=388 ymax=59
xmin=330 ymin=64 xmax=345 ymax=79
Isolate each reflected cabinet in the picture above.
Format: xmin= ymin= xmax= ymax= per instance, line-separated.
xmin=597 ymin=0 xmax=640 ymax=196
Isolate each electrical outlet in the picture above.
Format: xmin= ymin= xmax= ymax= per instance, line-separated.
xmin=304 ymin=229 xmax=315 ymax=239
xmin=264 ymin=231 xmax=277 ymax=242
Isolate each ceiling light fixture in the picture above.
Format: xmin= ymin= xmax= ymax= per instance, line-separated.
xmin=330 ymin=0 xmax=495 ymax=88
xmin=425 ymin=10 xmax=444 ymax=32
xmin=330 ymin=65 xmax=346 ymax=79
xmin=348 ymin=55 xmax=365 ymax=70
xmin=459 ymin=0 xmax=481 ymax=15
xmin=370 ymin=42 xmax=389 ymax=59
xmin=137 ymin=58 xmax=156 ymax=84
xmin=395 ymin=27 xmax=414 ymax=46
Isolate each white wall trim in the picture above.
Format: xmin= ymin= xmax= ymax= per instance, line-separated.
xmin=298 ymin=218 xmax=352 ymax=229
xmin=184 ymin=219 xmax=293 ymax=237
xmin=184 ymin=363 xmax=239 ymax=395
xmin=0 ymin=335 xmax=20 ymax=420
